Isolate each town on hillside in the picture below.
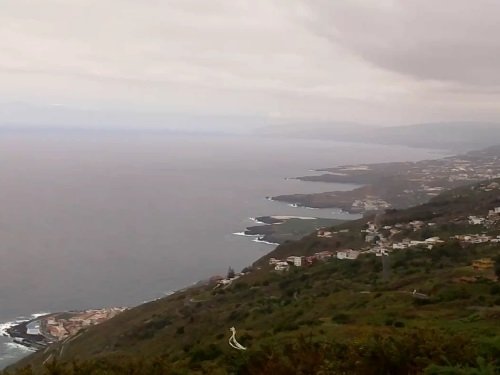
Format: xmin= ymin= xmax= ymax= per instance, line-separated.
xmin=214 ymin=180 xmax=500 ymax=288
xmin=7 ymin=308 xmax=126 ymax=349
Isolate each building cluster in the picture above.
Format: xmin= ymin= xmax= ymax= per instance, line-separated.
xmin=212 ymin=273 xmax=245 ymax=289
xmin=311 ymin=148 xmax=500 ymax=216
xmin=317 ymin=201 xmax=500 ymax=262
xmin=269 ymin=249 xmax=360 ymax=272
xmin=352 ymin=197 xmax=391 ymax=212
xmin=265 ymin=196 xmax=500 ymax=276
xmin=390 ymin=237 xmax=445 ymax=250
xmin=43 ymin=308 xmax=126 ymax=340
xmin=467 ymin=207 xmax=500 ymax=227
xmin=399 ymin=153 xmax=500 ymax=201
xmin=317 ymin=228 xmax=349 ymax=238
xmin=454 ymin=234 xmax=500 ymax=245
xmin=409 ymin=156 xmax=500 ymax=187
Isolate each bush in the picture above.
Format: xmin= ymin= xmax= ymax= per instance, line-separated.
xmin=273 ymin=321 xmax=299 ymax=333
xmin=231 ymin=329 xmax=484 ymax=375
xmin=332 ymin=313 xmax=352 ymax=324
xmin=190 ymin=344 xmax=223 ymax=363
xmin=233 ymin=281 xmax=249 ymax=290
xmin=490 ymin=284 xmax=500 ymax=295
xmin=438 ymin=287 xmax=471 ymax=302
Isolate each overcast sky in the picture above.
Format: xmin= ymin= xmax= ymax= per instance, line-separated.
xmin=1 ymin=0 xmax=500 ymax=129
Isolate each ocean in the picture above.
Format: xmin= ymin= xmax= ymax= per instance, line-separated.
xmin=0 ymin=133 xmax=440 ymax=368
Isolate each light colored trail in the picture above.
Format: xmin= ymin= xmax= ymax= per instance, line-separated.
xmin=228 ymin=327 xmax=246 ymax=351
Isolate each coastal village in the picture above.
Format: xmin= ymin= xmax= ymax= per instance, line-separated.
xmin=41 ymin=308 xmax=126 ymax=341
xmin=261 ymin=213 xmax=498 ymax=276
xmin=214 ymin=179 xmax=500 ymax=290
xmin=8 ymin=308 xmax=126 ymax=349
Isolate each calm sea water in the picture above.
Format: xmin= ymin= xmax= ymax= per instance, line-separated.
xmin=0 ymin=133 xmax=440 ymax=367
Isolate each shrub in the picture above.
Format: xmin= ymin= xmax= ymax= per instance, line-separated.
xmin=190 ymin=344 xmax=223 ymax=363
xmin=490 ymin=284 xmax=500 ymax=295
xmin=233 ymin=281 xmax=249 ymax=290
xmin=332 ymin=313 xmax=352 ymax=324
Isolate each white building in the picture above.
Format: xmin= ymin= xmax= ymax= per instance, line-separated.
xmin=337 ymin=249 xmax=360 ymax=260
xmin=425 ymin=237 xmax=444 ymax=244
xmin=268 ymin=258 xmax=279 ymax=265
xmin=410 ymin=240 xmax=427 ymax=246
xmin=274 ymin=262 xmax=289 ymax=272
xmin=393 ymin=243 xmax=408 ymax=250
xmin=287 ymin=256 xmax=303 ymax=267
xmin=468 ymin=216 xmax=485 ymax=225
xmin=317 ymin=230 xmax=333 ymax=238
xmin=26 ymin=322 xmax=41 ymax=336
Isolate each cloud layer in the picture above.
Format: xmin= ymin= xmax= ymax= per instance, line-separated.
xmin=1 ymin=0 xmax=500 ymax=127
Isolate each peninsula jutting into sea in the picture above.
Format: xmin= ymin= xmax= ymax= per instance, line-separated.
xmin=271 ymin=145 xmax=500 ymax=213
xmin=237 ymin=146 xmax=500 ymax=248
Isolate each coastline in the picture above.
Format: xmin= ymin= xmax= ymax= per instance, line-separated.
xmin=2 ymin=308 xmax=126 ymax=353
xmin=234 ymin=215 xmax=348 ymax=245
xmin=270 ymin=147 xmax=500 ymax=213
xmin=5 ymin=319 xmax=50 ymax=351
xmin=0 ymin=136 xmax=450 ymax=370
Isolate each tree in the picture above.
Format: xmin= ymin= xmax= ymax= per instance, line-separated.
xmin=227 ymin=266 xmax=235 ymax=279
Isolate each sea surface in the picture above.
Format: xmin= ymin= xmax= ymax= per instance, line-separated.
xmin=0 ymin=133 xmax=441 ymax=367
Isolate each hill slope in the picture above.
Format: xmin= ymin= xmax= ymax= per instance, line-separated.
xmin=5 ymin=181 xmax=500 ymax=374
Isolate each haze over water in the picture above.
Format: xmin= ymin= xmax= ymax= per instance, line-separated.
xmin=0 ymin=133 xmax=439 ymax=367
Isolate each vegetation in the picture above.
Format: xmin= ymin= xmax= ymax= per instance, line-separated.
xmin=4 ymin=181 xmax=500 ymax=374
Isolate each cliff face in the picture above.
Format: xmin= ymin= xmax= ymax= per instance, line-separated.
xmin=6 ymin=181 xmax=500 ymax=374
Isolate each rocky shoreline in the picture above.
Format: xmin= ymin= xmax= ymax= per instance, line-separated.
xmin=238 ymin=216 xmax=346 ymax=245
xmin=6 ymin=318 xmax=50 ymax=350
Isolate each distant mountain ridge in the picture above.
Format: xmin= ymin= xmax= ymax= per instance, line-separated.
xmin=260 ymin=121 xmax=500 ymax=151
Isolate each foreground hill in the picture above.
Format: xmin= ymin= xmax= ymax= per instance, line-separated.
xmin=5 ymin=181 xmax=500 ymax=374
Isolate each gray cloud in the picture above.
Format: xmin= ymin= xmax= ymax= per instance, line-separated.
xmin=308 ymin=0 xmax=500 ymax=86
xmin=0 ymin=0 xmax=500 ymax=126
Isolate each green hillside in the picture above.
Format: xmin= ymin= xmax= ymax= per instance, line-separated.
xmin=4 ymin=181 xmax=500 ymax=374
